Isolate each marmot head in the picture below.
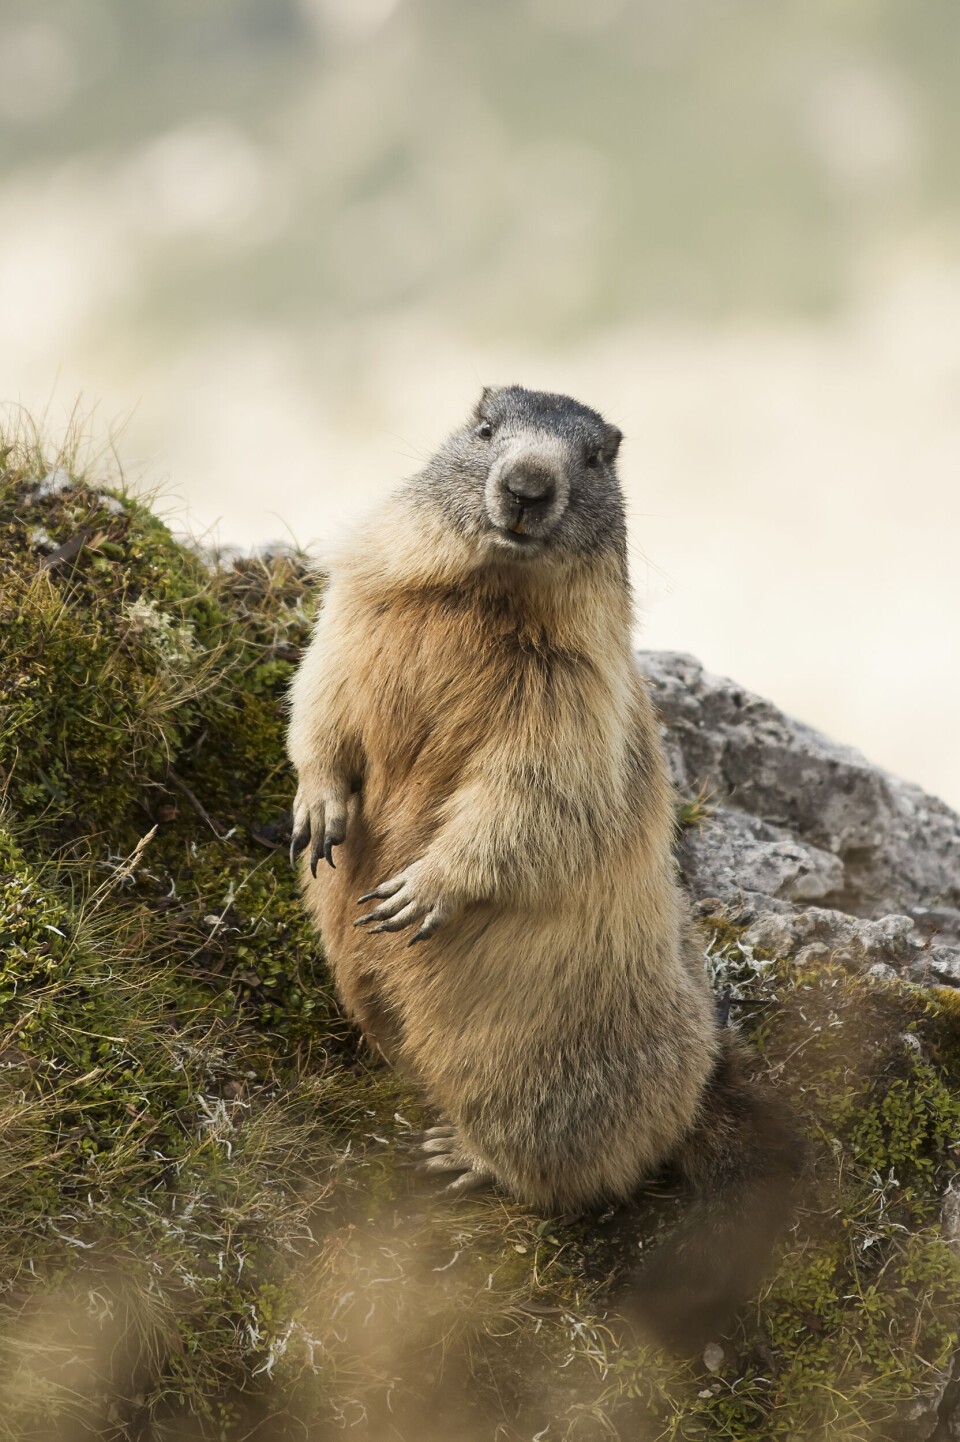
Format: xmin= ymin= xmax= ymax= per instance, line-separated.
xmin=415 ymin=386 xmax=626 ymax=565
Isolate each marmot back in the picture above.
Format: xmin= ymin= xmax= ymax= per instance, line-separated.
xmin=287 ymin=385 xmax=803 ymax=1349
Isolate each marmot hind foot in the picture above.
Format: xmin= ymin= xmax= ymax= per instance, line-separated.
xmin=410 ymin=1125 xmax=497 ymax=1198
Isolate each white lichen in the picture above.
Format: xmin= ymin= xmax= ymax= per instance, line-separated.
xmin=124 ymin=596 xmax=197 ymax=665
xmin=32 ymin=468 xmax=74 ymax=501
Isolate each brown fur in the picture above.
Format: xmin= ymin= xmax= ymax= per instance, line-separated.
xmin=288 ymin=491 xmax=720 ymax=1212
xmin=287 ymin=391 xmax=802 ymax=1344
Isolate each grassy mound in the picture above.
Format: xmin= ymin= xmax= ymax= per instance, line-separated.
xmin=2 ymin=422 xmax=959 ymax=1440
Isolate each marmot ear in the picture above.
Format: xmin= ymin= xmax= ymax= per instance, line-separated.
xmin=473 ymin=385 xmax=502 ymax=420
xmin=603 ymin=424 xmax=623 ymax=461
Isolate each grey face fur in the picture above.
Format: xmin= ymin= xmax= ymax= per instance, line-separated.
xmin=412 ymin=385 xmax=626 ymax=566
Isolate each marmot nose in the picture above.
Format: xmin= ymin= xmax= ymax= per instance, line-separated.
xmin=503 ymin=465 xmax=556 ymax=507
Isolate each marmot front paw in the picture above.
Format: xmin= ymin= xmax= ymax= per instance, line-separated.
xmin=353 ymin=862 xmax=456 ymax=944
xmin=289 ymin=782 xmax=348 ymax=875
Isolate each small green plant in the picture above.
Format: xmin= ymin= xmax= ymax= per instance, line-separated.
xmin=677 ymin=780 xmax=716 ymax=831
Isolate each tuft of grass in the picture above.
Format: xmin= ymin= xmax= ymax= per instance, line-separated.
xmin=677 ymin=781 xmax=715 ymax=831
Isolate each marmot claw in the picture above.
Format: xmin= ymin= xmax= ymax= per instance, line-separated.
xmin=408 ymin=1126 xmax=495 ymax=1196
xmin=290 ymin=789 xmax=347 ymax=875
xmin=353 ymin=866 xmax=452 ymax=942
xmin=289 ymin=818 xmax=311 ymax=869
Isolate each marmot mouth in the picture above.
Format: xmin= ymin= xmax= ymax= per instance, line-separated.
xmin=492 ymin=526 xmax=541 ymax=551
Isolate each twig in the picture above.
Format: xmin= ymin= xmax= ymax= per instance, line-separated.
xmin=167 ymin=769 xmax=232 ymax=840
xmin=39 ymin=527 xmax=95 ymax=570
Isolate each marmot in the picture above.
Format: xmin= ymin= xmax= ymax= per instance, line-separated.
xmin=287 ymin=385 xmax=803 ymax=1348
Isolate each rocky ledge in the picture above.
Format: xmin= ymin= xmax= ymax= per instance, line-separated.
xmin=643 ymin=652 xmax=960 ymax=1442
xmin=640 ymin=651 xmax=960 ymax=986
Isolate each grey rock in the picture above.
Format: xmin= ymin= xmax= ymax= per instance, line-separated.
xmin=738 ymin=906 xmax=960 ymax=985
xmin=894 ymin=1362 xmax=953 ymax=1441
xmin=640 ymin=651 xmax=960 ymax=943
xmin=866 ymin=961 xmax=899 ymax=982
xmin=913 ymin=906 xmax=960 ymax=944
xmin=680 ymin=805 xmax=844 ymax=910
xmin=908 ymin=946 xmax=960 ymax=988
xmin=741 ymin=907 xmax=921 ymax=963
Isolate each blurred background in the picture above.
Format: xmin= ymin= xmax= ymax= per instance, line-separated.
xmin=1 ymin=0 xmax=958 ymax=807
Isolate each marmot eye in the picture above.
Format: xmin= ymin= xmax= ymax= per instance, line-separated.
xmin=585 ymin=451 xmax=601 ymax=469
xmin=477 ymin=419 xmax=493 ymax=439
